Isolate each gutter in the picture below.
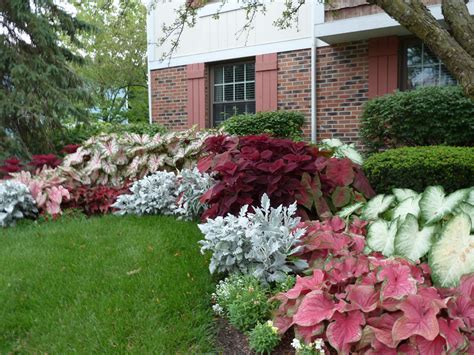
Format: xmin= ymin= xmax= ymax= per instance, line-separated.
xmin=310 ymin=1 xmax=317 ymax=144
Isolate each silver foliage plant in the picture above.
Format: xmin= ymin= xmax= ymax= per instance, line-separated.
xmin=198 ymin=194 xmax=307 ymax=284
xmin=112 ymin=168 xmax=213 ymax=219
xmin=0 ymin=180 xmax=38 ymax=227
xmin=112 ymin=171 xmax=179 ymax=216
xmin=175 ymin=168 xmax=215 ymax=220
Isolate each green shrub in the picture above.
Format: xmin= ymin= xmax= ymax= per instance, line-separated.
xmin=248 ymin=321 xmax=281 ymax=354
xmin=361 ymin=86 xmax=474 ymax=152
xmin=363 ymin=146 xmax=474 ymax=193
xmin=221 ymin=111 xmax=305 ymax=140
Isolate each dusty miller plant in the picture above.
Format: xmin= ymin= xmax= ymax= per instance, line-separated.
xmin=175 ymin=168 xmax=214 ymax=220
xmin=112 ymin=171 xmax=178 ymax=216
xmin=198 ymin=194 xmax=307 ymax=284
xmin=0 ymin=180 xmax=38 ymax=227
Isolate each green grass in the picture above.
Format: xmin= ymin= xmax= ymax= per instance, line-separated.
xmin=0 ymin=215 xmax=216 ymax=353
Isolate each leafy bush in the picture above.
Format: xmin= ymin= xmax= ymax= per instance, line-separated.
xmin=339 ymin=186 xmax=473 ymax=287
xmin=112 ymin=171 xmax=178 ymax=216
xmin=212 ymin=275 xmax=272 ymax=332
xmin=273 ymin=217 xmax=474 ymax=353
xmin=249 ymin=321 xmax=281 ymax=354
xmin=363 ymin=146 xmax=474 ymax=193
xmin=361 ymin=86 xmax=474 ymax=152
xmin=65 ymin=184 xmax=130 ymax=216
xmin=221 ymin=111 xmax=305 ymax=140
xmin=318 ymin=138 xmax=363 ymax=166
xmin=0 ymin=180 xmax=38 ymax=227
xmin=199 ymin=194 xmax=307 ymax=284
xmin=61 ymin=128 xmax=213 ymax=186
xmin=198 ymin=135 xmax=375 ymax=220
xmin=174 ymin=168 xmax=214 ymax=220
xmin=11 ymin=169 xmax=70 ymax=216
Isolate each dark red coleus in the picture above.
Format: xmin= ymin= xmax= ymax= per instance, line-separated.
xmin=61 ymin=144 xmax=81 ymax=154
xmin=64 ymin=184 xmax=130 ymax=216
xmin=29 ymin=154 xmax=62 ymax=170
xmin=197 ymin=135 xmax=374 ymax=220
xmin=0 ymin=156 xmax=23 ymax=179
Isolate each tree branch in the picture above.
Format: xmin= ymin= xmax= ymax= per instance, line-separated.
xmin=441 ymin=0 xmax=474 ymax=57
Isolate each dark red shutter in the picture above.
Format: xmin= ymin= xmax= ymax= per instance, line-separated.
xmin=255 ymin=53 xmax=278 ymax=111
xmin=187 ymin=63 xmax=206 ymax=128
xmin=368 ymin=36 xmax=399 ymax=98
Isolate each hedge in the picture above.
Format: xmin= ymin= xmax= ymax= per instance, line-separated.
xmin=361 ymin=86 xmax=474 ymax=153
xmin=221 ymin=111 xmax=305 ymax=140
xmin=363 ymin=146 xmax=474 ymax=194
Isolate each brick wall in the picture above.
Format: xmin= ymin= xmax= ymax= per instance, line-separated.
xmin=316 ymin=41 xmax=369 ymax=147
xmin=277 ymin=42 xmax=369 ymax=146
xmin=150 ymin=66 xmax=188 ymax=130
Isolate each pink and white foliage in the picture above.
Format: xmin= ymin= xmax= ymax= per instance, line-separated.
xmin=272 ymin=217 xmax=474 ymax=354
xmin=11 ymin=169 xmax=70 ymax=216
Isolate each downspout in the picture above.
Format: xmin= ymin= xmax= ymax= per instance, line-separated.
xmin=146 ymin=3 xmax=153 ymax=125
xmin=310 ymin=0 xmax=317 ymax=144
xmin=147 ymin=67 xmax=153 ymax=125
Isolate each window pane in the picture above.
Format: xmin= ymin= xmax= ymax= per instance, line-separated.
xmin=440 ymin=65 xmax=457 ymax=86
xmin=235 ymin=83 xmax=245 ymax=100
xmin=234 ymin=64 xmax=245 ymax=82
xmin=224 ymin=65 xmax=233 ymax=83
xmin=407 ymin=45 xmax=422 ymax=66
xmin=214 ymin=85 xmax=223 ymax=102
xmin=246 ymin=63 xmax=255 ymax=81
xmin=224 ymin=84 xmax=234 ymax=101
xmin=214 ymin=67 xmax=224 ymax=84
xmin=246 ymin=82 xmax=255 ymax=100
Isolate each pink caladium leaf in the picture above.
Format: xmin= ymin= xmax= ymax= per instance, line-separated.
xmin=324 ymin=158 xmax=355 ymax=187
xmin=392 ymin=294 xmax=441 ymax=342
xmin=283 ymin=270 xmax=326 ymax=300
xmin=378 ymin=264 xmax=417 ymax=300
xmin=438 ymin=317 xmax=467 ymax=352
xmin=326 ymin=310 xmax=366 ymax=354
xmin=447 ymin=295 xmax=474 ymax=332
xmin=367 ymin=312 xmax=402 ymax=349
xmin=415 ymin=335 xmax=446 ymax=355
xmin=367 ymin=339 xmax=398 ymax=355
xmin=345 ymin=285 xmax=380 ymax=313
xmin=293 ymin=290 xmax=337 ymax=327
xmin=294 ymin=323 xmax=325 ymax=344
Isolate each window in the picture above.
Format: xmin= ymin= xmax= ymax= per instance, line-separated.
xmin=211 ymin=61 xmax=255 ymax=126
xmin=402 ymin=39 xmax=456 ymax=90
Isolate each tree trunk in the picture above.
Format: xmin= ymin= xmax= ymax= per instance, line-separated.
xmin=367 ymin=0 xmax=474 ymax=99
xmin=442 ymin=0 xmax=474 ymax=58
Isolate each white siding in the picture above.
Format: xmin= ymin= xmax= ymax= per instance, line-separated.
xmin=148 ymin=0 xmax=322 ymax=69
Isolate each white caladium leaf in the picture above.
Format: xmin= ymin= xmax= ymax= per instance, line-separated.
xmin=394 ymin=214 xmax=435 ymax=261
xmin=361 ymin=194 xmax=395 ymax=221
xmin=458 ymin=202 xmax=474 ymax=232
xmin=420 ymin=186 xmax=469 ymax=225
xmin=337 ymin=202 xmax=364 ymax=219
xmin=466 ymin=188 xmax=474 ymax=205
xmin=429 ymin=213 xmax=474 ymax=287
xmin=367 ymin=219 xmax=398 ymax=256
xmin=392 ymin=188 xmax=418 ymax=203
xmin=392 ymin=195 xmax=422 ymax=221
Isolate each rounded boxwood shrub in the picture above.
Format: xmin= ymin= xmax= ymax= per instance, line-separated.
xmin=361 ymin=86 xmax=474 ymax=152
xmin=363 ymin=146 xmax=474 ymax=193
xmin=220 ymin=111 xmax=304 ymax=140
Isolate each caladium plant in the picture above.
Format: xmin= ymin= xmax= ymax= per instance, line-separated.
xmin=197 ymin=135 xmax=374 ymax=220
xmin=272 ymin=217 xmax=474 ymax=354
xmin=338 ymin=185 xmax=474 ymax=287
xmin=318 ymin=138 xmax=364 ymax=166
xmin=60 ymin=128 xmax=214 ymax=186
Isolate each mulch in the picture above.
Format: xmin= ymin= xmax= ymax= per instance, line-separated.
xmin=214 ymin=317 xmax=295 ymax=355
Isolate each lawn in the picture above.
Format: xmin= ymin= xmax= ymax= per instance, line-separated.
xmin=0 ymin=215 xmax=216 ymax=353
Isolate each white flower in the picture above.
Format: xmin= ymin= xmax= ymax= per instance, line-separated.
xmin=314 ymin=338 xmax=324 ymax=350
xmin=266 ymin=320 xmax=279 ymax=333
xmin=212 ymin=304 xmax=224 ymax=315
xmin=291 ymin=338 xmax=302 ymax=350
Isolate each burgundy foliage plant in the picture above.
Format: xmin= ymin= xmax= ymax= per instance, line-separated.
xmin=197 ymin=135 xmax=375 ymax=220
xmin=0 ymin=157 xmax=23 ymax=179
xmin=29 ymin=154 xmax=62 ymax=170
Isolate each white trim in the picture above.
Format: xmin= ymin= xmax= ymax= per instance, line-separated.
xmin=315 ymin=3 xmax=474 ymax=44
xmin=148 ymin=37 xmax=319 ymax=70
xmin=198 ymin=2 xmax=243 ymax=18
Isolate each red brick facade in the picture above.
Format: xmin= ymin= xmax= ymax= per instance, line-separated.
xmin=150 ymin=40 xmax=370 ymax=146
xmin=150 ymin=66 xmax=188 ymax=130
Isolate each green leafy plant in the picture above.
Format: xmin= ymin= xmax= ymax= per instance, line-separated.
xmin=361 ymin=86 xmax=474 ymax=152
xmin=363 ymin=146 xmax=474 ymax=193
xmin=249 ymin=321 xmax=281 ymax=354
xmin=220 ymin=111 xmax=305 ymax=140
xmin=339 ymin=186 xmax=474 ymax=287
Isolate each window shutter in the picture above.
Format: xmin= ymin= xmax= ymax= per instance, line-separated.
xmin=187 ymin=63 xmax=206 ymax=128
xmin=368 ymin=36 xmax=399 ymax=98
xmin=255 ymin=53 xmax=278 ymax=111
